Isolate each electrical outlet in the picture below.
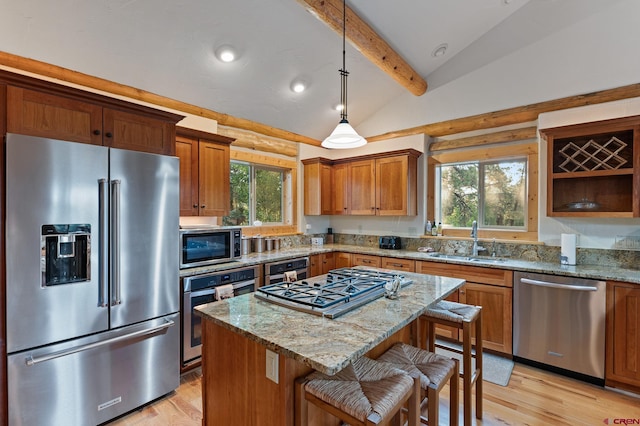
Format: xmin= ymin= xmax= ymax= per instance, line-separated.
xmin=265 ymin=349 xmax=279 ymax=384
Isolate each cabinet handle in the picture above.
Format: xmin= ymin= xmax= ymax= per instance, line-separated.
xmin=105 ymin=132 xmax=113 ymax=138
xmin=201 ymin=205 xmax=205 ymax=209
xmin=93 ymin=130 xmax=101 ymax=136
xmin=193 ymin=204 xmax=198 ymax=208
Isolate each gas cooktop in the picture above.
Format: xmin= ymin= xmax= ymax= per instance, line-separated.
xmin=254 ymin=268 xmax=412 ymax=318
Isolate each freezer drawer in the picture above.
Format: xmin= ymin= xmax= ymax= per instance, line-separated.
xmin=8 ymin=313 xmax=179 ymax=426
xmin=513 ymin=271 xmax=605 ymax=380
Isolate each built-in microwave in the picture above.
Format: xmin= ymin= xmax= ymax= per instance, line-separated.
xmin=179 ymin=227 xmax=242 ymax=269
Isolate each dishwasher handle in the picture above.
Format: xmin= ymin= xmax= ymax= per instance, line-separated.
xmin=519 ymin=277 xmax=598 ymax=292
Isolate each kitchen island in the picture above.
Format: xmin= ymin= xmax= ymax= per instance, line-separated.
xmin=195 ymin=267 xmax=464 ymax=425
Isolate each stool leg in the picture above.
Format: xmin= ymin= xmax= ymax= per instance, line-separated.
xmin=475 ymin=312 xmax=483 ymax=420
xmin=427 ymin=320 xmax=436 ymax=352
xmin=450 ymin=359 xmax=459 ymax=426
xmin=407 ymin=376 xmax=421 ymax=426
xmin=427 ymin=386 xmax=438 ymax=426
xmin=462 ymin=321 xmax=472 ymax=426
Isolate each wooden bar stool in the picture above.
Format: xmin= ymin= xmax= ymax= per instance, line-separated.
xmin=377 ymin=342 xmax=459 ymax=425
xmin=421 ymin=300 xmax=482 ymax=426
xmin=295 ymin=356 xmax=421 ymax=426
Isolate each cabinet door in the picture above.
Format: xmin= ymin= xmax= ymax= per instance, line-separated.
xmin=198 ymin=141 xmax=230 ymax=217
xmin=335 ymin=252 xmax=351 ymax=268
xmin=7 ymin=85 xmax=102 ymax=145
xmin=309 ymin=254 xmax=322 ymax=277
xmin=332 ymin=163 xmax=350 ymax=215
xmin=606 ymin=281 xmax=640 ymax=390
xmin=303 ymin=161 xmax=332 ymax=215
xmin=349 ymin=159 xmax=376 ymax=215
xmin=376 ymin=155 xmax=413 ymax=215
xmin=459 ymin=282 xmax=513 ymax=354
xmin=321 ymin=252 xmax=336 ymax=274
xmin=104 ymin=108 xmax=175 ymax=155
xmin=176 ymin=136 xmax=199 ymax=216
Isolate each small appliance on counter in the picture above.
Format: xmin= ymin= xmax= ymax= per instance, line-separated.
xmin=379 ymin=236 xmax=401 ymax=250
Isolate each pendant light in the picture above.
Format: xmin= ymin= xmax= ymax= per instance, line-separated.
xmin=321 ymin=0 xmax=367 ymax=149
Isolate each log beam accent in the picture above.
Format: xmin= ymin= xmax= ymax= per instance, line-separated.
xmin=429 ymin=126 xmax=538 ymax=152
xmin=295 ymin=0 xmax=427 ymax=96
xmin=366 ymin=83 xmax=640 ymax=142
xmin=218 ymin=126 xmax=300 ymax=157
xmin=0 ymin=51 xmax=321 ymax=146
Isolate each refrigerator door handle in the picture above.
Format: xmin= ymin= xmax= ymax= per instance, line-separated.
xmin=25 ymin=318 xmax=175 ymax=366
xmin=111 ymin=179 xmax=122 ymax=305
xmin=98 ymin=178 xmax=109 ymax=307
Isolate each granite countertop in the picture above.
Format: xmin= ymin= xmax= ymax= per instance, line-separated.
xmin=181 ymin=243 xmax=640 ymax=285
xmin=194 ymin=268 xmax=464 ymax=375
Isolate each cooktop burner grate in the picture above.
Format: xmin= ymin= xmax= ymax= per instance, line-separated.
xmin=255 ymin=267 xmax=412 ymax=318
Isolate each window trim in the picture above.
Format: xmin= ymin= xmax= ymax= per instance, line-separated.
xmin=229 ymin=149 xmax=298 ymax=236
xmin=429 ymin=142 xmax=538 ymax=241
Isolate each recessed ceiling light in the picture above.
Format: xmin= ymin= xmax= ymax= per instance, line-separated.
xmin=215 ymin=45 xmax=237 ymax=63
xmin=432 ymin=43 xmax=448 ymax=58
xmin=291 ymin=79 xmax=307 ymax=93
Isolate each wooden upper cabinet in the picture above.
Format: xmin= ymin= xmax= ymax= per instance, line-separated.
xmin=376 ymin=154 xmax=417 ymax=216
xmin=303 ymin=150 xmax=421 ymax=217
xmin=606 ymin=281 xmax=640 ymax=393
xmin=176 ymin=128 xmax=234 ymax=217
xmin=7 ymin=86 xmax=103 ymax=145
xmin=540 ymin=115 xmax=640 ymax=217
xmin=104 ymin=108 xmax=176 ymax=155
xmin=332 ymin=162 xmax=350 ymax=215
xmin=176 ymin=136 xmax=199 ymax=216
xmin=199 ymin=141 xmax=230 ymax=217
xmin=5 ymin=80 xmax=182 ymax=155
xmin=302 ymin=158 xmax=333 ymax=215
xmin=349 ymin=159 xmax=377 ymax=215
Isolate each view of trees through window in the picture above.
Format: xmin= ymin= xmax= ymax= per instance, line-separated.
xmin=223 ymin=161 xmax=283 ymax=226
xmin=438 ymin=158 xmax=527 ymax=229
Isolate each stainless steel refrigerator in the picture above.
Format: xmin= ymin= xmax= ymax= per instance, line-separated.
xmin=5 ymin=133 xmax=180 ymax=425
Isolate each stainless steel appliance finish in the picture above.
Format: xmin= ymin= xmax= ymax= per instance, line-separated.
xmin=379 ymin=236 xmax=401 ymax=250
xmin=263 ymin=257 xmax=309 ymax=285
xmin=181 ymin=265 xmax=260 ymax=367
xmin=5 ymin=134 xmax=180 ymax=425
xmin=513 ymin=271 xmax=606 ymax=381
xmin=256 ymin=268 xmax=412 ymax=318
xmin=179 ymin=227 xmax=242 ymax=269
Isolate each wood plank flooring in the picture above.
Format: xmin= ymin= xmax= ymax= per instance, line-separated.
xmin=108 ymin=363 xmax=640 ymax=425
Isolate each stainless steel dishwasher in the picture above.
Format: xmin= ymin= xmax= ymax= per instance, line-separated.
xmin=513 ymin=271 xmax=606 ymax=384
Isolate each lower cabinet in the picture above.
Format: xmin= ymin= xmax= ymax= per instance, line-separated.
xmin=335 ymin=252 xmax=352 ymax=269
xmin=416 ymin=261 xmax=513 ymax=355
xmin=309 ymin=253 xmax=336 ymax=277
xmin=351 ymin=254 xmax=381 ymax=268
xmin=606 ymin=280 xmax=640 ymax=392
xmin=381 ymin=257 xmax=415 ymax=272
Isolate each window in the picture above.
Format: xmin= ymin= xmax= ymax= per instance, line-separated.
xmin=436 ymin=158 xmax=527 ymax=230
xmin=223 ymin=161 xmax=284 ymax=226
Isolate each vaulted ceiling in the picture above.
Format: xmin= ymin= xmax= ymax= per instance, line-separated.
xmin=0 ymin=0 xmax=627 ymax=142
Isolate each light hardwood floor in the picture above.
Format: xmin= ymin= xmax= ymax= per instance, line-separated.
xmin=109 ymin=363 xmax=640 ymax=425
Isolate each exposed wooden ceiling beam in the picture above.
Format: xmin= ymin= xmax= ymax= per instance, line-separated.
xmin=0 ymin=51 xmax=322 ymax=146
xmin=295 ymin=0 xmax=427 ymax=96
xmin=429 ymin=126 xmax=538 ymax=152
xmin=366 ymin=83 xmax=640 ymax=142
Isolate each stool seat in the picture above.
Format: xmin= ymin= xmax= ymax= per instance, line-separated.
xmin=425 ymin=300 xmax=481 ymax=324
xmin=378 ymin=343 xmax=459 ymax=425
xmin=302 ymin=356 xmax=419 ymax=425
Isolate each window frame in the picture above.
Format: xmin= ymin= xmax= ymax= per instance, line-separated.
xmin=428 ymin=142 xmax=538 ymax=241
xmin=228 ymin=149 xmax=297 ymax=236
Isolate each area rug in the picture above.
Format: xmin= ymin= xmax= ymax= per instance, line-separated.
xmin=435 ymin=340 xmax=514 ymax=387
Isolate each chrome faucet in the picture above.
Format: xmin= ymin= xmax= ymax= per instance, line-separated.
xmin=471 ymin=220 xmax=486 ymax=256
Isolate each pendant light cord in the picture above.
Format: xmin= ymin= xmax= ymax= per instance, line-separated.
xmin=340 ymin=0 xmax=348 ymax=121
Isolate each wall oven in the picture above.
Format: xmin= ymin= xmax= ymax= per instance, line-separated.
xmin=263 ymin=257 xmax=309 ymax=285
xmin=181 ymin=265 xmax=260 ymax=367
xmin=179 ymin=227 xmax=242 ymax=269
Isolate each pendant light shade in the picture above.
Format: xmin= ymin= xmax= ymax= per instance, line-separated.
xmin=321 ymin=0 xmax=367 ymax=149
